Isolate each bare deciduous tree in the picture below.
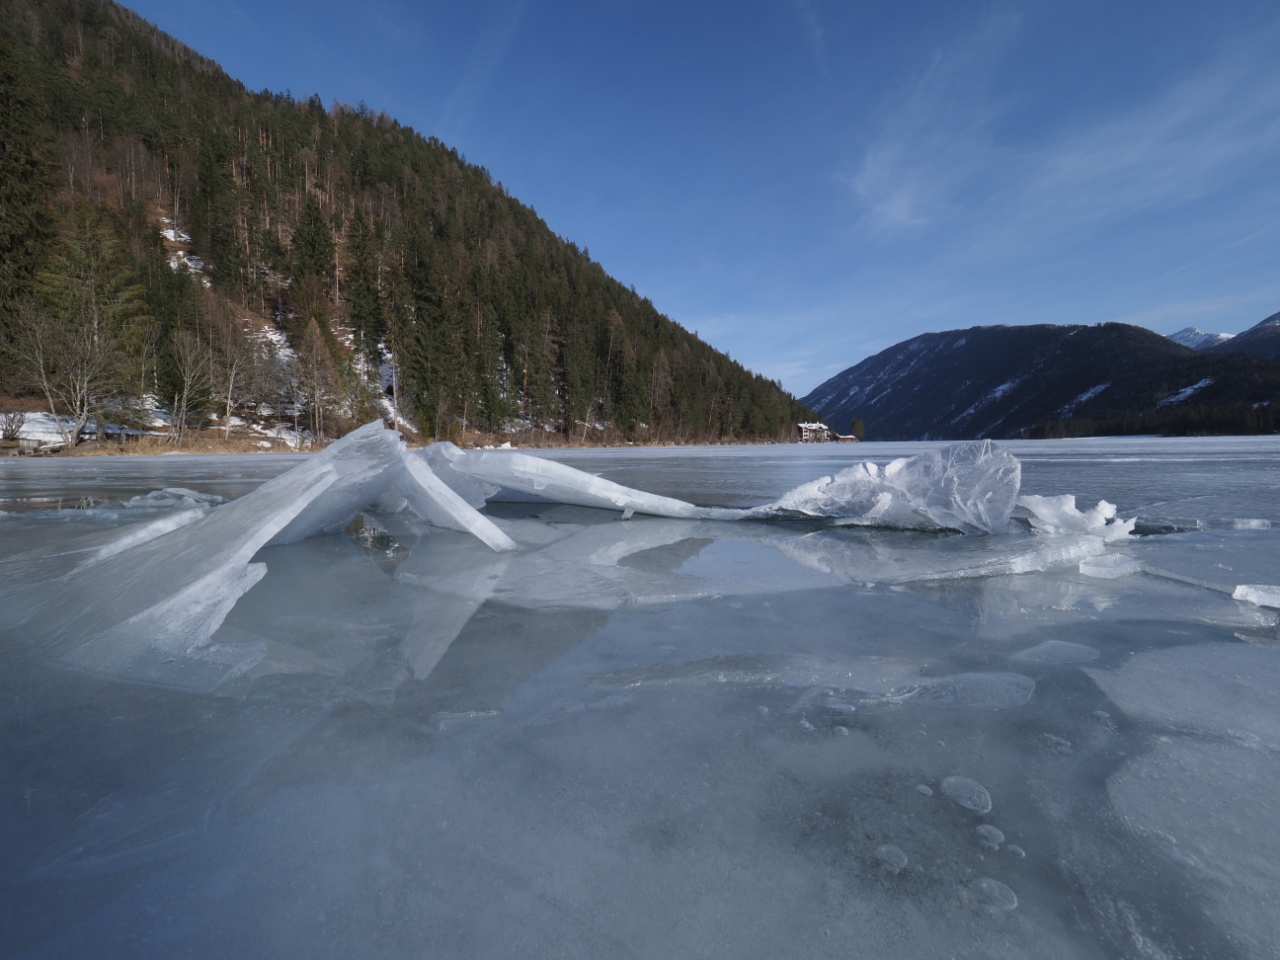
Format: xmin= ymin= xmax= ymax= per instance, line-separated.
xmin=19 ymin=309 xmax=118 ymax=446
xmin=170 ymin=327 xmax=210 ymax=446
xmin=0 ymin=409 xmax=26 ymax=441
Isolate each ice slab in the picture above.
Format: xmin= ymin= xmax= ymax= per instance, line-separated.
xmin=1087 ymin=643 xmax=1280 ymax=746
xmin=418 ymin=442 xmax=733 ymax=519
xmin=5 ymin=423 xmax=520 ymax=686
xmin=427 ymin=440 xmax=1022 ymax=535
xmin=393 ymin=449 xmax=515 ymax=551
xmin=747 ymin=440 xmax=1021 ymax=534
xmin=1094 ymin=643 xmax=1280 ymax=957
xmin=262 ymin=423 xmax=513 ymax=551
xmin=1233 ymin=584 xmax=1280 ymax=609
xmin=1019 ymin=494 xmax=1135 ymax=541
xmin=773 ymin=528 xmax=1106 ymax=586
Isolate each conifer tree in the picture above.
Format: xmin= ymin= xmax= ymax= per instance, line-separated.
xmin=293 ymin=196 xmax=334 ymax=283
xmin=22 ymin=205 xmax=152 ymax=445
xmin=345 ymin=210 xmax=384 ymax=364
xmin=0 ymin=35 xmax=58 ymax=383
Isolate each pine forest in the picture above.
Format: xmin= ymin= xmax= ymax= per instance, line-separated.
xmin=0 ymin=0 xmax=810 ymax=448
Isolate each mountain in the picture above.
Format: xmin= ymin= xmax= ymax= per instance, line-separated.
xmin=1209 ymin=311 xmax=1280 ymax=363
xmin=1167 ymin=327 xmax=1234 ymax=350
xmin=802 ymin=323 xmax=1280 ymax=440
xmin=0 ymin=0 xmax=808 ymax=444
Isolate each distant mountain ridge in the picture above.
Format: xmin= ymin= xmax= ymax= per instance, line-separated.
xmin=803 ymin=320 xmax=1280 ymax=440
xmin=1208 ymin=311 xmax=1280 ymax=362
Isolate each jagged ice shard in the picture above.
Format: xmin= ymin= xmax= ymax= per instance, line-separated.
xmin=423 ymin=437 xmax=1024 ymax=534
xmin=0 ymin=434 xmax=1125 ymax=684
xmin=745 ymin=439 xmax=1022 ymax=533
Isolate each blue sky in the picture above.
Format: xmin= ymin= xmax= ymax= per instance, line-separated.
xmin=124 ymin=0 xmax=1280 ymax=396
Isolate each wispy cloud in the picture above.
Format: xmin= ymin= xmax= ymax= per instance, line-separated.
xmin=848 ymin=14 xmax=1280 ymax=252
xmin=786 ymin=0 xmax=829 ymax=78
xmin=1104 ymin=288 xmax=1280 ymax=333
xmin=847 ymin=13 xmax=1020 ymax=231
xmin=436 ymin=0 xmax=528 ymax=142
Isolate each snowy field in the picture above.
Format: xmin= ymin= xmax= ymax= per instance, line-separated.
xmin=2 ymin=435 xmax=1279 ymax=959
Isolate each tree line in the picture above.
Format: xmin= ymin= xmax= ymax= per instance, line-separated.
xmin=0 ymin=0 xmax=809 ymax=445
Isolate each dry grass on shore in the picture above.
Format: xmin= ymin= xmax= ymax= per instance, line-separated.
xmin=44 ymin=425 xmax=769 ymax=457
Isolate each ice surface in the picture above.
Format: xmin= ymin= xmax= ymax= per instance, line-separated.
xmin=970 ymin=877 xmax=1018 ymax=911
xmin=597 ymin=654 xmax=926 ymax=697
xmin=1013 ymin=640 xmax=1100 ymax=664
xmin=1090 ymin=643 xmax=1280 ymax=957
xmin=911 ymin=672 xmax=1034 ymax=708
xmin=1077 ymin=553 xmax=1142 ymax=579
xmin=976 ymin=824 xmax=1005 ymax=844
xmin=874 ymin=844 xmax=909 ymax=872
xmin=3 ymin=436 xmax=1280 ymax=959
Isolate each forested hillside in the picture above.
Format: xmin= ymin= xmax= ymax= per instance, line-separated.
xmin=0 ymin=0 xmax=807 ymax=446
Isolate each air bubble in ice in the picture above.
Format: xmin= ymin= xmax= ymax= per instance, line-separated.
xmin=834 ymin=725 xmax=850 ymax=736
xmin=875 ymin=844 xmax=909 ymax=873
xmin=971 ymin=877 xmax=1017 ymax=911
xmin=942 ymin=776 xmax=992 ymax=814
xmin=1006 ymin=845 xmax=1026 ymax=859
xmin=799 ymin=719 xmax=815 ymax=731
xmin=1013 ymin=640 xmax=1099 ymax=664
xmin=976 ymin=824 xmax=1005 ymax=844
xmin=980 ymin=841 xmax=1000 ymax=853
xmin=916 ymin=784 xmax=934 ymax=797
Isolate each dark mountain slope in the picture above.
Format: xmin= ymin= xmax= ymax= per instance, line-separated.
xmin=1210 ymin=311 xmax=1280 ymax=362
xmin=0 ymin=0 xmax=808 ymax=442
xmin=803 ymin=323 xmax=1280 ymax=441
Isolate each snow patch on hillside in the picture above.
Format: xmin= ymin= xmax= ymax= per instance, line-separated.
xmin=1059 ymin=382 xmax=1110 ymax=416
xmin=1157 ymin=378 xmax=1214 ymax=407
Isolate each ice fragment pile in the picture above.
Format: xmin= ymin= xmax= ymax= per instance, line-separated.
xmin=0 ymin=428 xmax=1140 ymax=689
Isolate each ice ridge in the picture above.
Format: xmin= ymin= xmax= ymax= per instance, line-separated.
xmin=428 ymin=439 xmax=1024 ymax=536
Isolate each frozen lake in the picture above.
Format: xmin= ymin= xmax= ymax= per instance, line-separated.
xmin=2 ymin=436 xmax=1280 ymax=959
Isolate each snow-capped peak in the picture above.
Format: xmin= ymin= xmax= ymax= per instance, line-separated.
xmin=1167 ymin=327 xmax=1234 ymax=350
